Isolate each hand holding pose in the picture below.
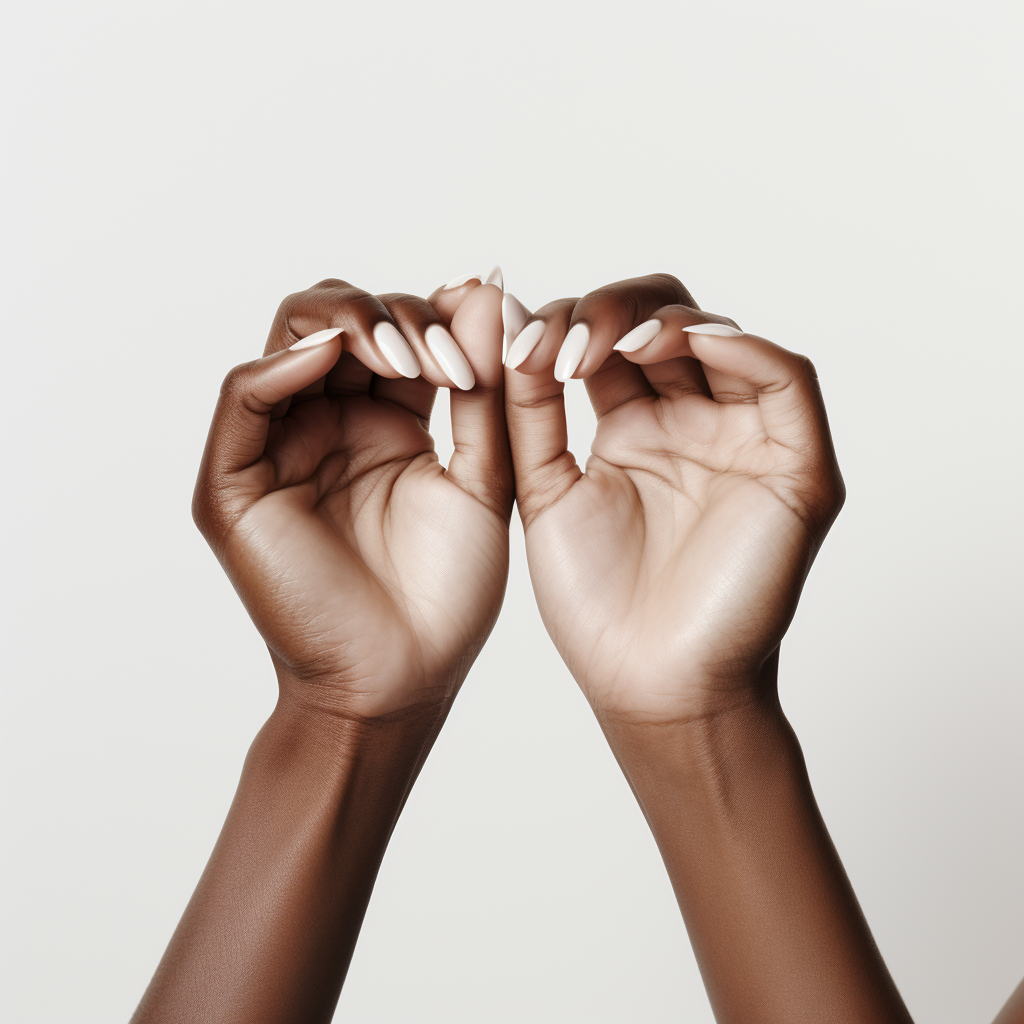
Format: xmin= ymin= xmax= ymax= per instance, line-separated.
xmin=505 ymin=274 xmax=913 ymax=1023
xmin=133 ymin=275 xmax=509 ymax=1023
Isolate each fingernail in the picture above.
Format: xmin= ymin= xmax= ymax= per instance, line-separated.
xmin=554 ymin=323 xmax=590 ymax=382
xmin=291 ymin=327 xmax=343 ymax=350
xmin=613 ymin=319 xmax=663 ymax=353
xmin=425 ymin=324 xmax=475 ymax=391
xmin=373 ymin=321 xmax=421 ymax=378
xmin=502 ymin=293 xmax=531 ymax=343
xmin=504 ymin=319 xmax=545 ymax=370
xmin=680 ymin=322 xmax=744 ymax=337
xmin=444 ymin=272 xmax=481 ymax=290
xmin=484 ymin=265 xmax=503 ymax=290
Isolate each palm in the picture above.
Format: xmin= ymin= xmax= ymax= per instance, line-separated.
xmin=526 ymin=391 xmax=816 ymax=721
xmin=222 ymin=394 xmax=508 ymax=716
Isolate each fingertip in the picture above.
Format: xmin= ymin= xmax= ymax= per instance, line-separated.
xmin=502 ymin=292 xmax=531 ymax=343
xmin=504 ymin=318 xmax=545 ymax=370
xmin=428 ymin=276 xmax=484 ymax=324
xmin=289 ymin=326 xmax=344 ymax=350
xmin=679 ymin=323 xmax=745 ymax=337
xmin=444 ymin=272 xmax=483 ymax=290
xmin=553 ymin=323 xmax=590 ymax=382
xmin=425 ymin=323 xmax=475 ymax=391
xmin=372 ymin=321 xmax=422 ymax=378
xmin=450 ymin=280 xmax=504 ymax=385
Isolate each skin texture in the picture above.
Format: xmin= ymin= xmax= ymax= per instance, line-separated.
xmin=133 ymin=267 xmax=1019 ymax=1023
xmin=504 ymin=274 xmax=913 ymax=1022
xmin=132 ymin=277 xmax=510 ymax=1023
xmin=196 ymin=278 xmax=512 ymax=718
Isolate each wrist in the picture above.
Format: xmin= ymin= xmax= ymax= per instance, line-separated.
xmin=254 ymin=693 xmax=448 ymax=804
xmin=588 ymin=649 xmax=781 ymax=734
xmin=273 ymin=654 xmax=461 ymax=725
xmin=597 ymin=689 xmax=793 ymax=794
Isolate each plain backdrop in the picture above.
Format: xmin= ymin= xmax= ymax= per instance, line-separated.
xmin=2 ymin=1 xmax=1021 ymax=1021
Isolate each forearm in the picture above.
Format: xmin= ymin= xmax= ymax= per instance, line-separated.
xmin=132 ymin=693 xmax=444 ymax=1024
xmin=600 ymin=680 xmax=912 ymax=1024
xmin=993 ymin=978 xmax=1024 ymax=1024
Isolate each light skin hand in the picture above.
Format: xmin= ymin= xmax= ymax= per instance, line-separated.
xmin=504 ymin=275 xmax=912 ymax=1023
xmin=504 ymin=273 xmax=845 ymax=724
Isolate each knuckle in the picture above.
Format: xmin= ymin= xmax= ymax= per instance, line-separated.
xmin=376 ymin=291 xmax=419 ymax=306
xmin=276 ymin=290 xmax=303 ymax=316
xmin=220 ymin=360 xmax=257 ymax=398
xmin=278 ymin=284 xmax=375 ymax=337
xmin=377 ymin=292 xmax=431 ymax=322
xmin=651 ymin=271 xmax=686 ymax=292
xmin=577 ymin=289 xmax=627 ymax=321
xmin=509 ymin=389 xmax=564 ymax=412
xmin=467 ymin=379 xmax=501 ymax=399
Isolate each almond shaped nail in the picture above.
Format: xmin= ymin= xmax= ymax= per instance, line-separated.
xmin=504 ymin=319 xmax=546 ymax=370
xmin=554 ymin=323 xmax=590 ymax=382
xmin=484 ymin=265 xmax=503 ymax=290
xmin=425 ymin=324 xmax=475 ymax=391
xmin=502 ymin=293 xmax=531 ymax=343
xmin=613 ymin=319 xmax=663 ymax=353
xmin=444 ymin=272 xmax=481 ymax=290
xmin=680 ymin=322 xmax=744 ymax=337
xmin=290 ymin=327 xmax=343 ymax=350
xmin=372 ymin=321 xmax=421 ymax=378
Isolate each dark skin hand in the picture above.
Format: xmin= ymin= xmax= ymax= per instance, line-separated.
xmin=503 ymin=273 xmax=913 ymax=1023
xmin=132 ymin=275 xmax=510 ymax=1024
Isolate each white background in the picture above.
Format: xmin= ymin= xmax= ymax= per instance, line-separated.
xmin=2 ymin=1 xmax=1021 ymax=1021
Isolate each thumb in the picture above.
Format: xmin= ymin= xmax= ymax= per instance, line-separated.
xmin=445 ymin=284 xmax=514 ymax=518
xmin=193 ymin=328 xmax=343 ymax=534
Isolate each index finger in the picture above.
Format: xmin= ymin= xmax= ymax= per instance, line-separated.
xmin=561 ymin=273 xmax=699 ymax=380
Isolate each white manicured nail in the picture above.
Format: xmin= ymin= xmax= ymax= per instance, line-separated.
xmin=425 ymin=324 xmax=475 ymax=391
xmin=484 ymin=265 xmax=503 ymax=290
xmin=554 ymin=323 xmax=590 ymax=382
xmin=373 ymin=321 xmax=421 ymax=378
xmin=613 ymin=319 xmax=663 ymax=353
xmin=444 ymin=272 xmax=481 ymax=289
xmin=291 ymin=327 xmax=343 ymax=350
xmin=680 ymin=322 xmax=744 ymax=337
xmin=504 ymin=319 xmax=545 ymax=369
xmin=502 ymin=293 xmax=531 ymax=343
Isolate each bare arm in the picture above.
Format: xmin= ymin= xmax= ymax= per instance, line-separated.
xmin=601 ymin=679 xmax=910 ymax=1023
xmin=133 ymin=275 xmax=509 ymax=1021
xmin=503 ymin=273 xmax=912 ymax=1022
xmin=132 ymin=703 xmax=441 ymax=1023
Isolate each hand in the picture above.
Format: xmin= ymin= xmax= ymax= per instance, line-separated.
xmin=192 ymin=276 xmax=511 ymax=719
xmin=504 ymin=273 xmax=845 ymax=724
